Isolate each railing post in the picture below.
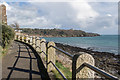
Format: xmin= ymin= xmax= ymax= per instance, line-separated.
xmin=25 ymin=35 xmax=28 ymax=43
xmin=36 ymin=37 xmax=40 ymax=52
xmin=18 ymin=35 xmax=20 ymax=41
xmin=40 ymin=39 xmax=46 ymax=58
xmin=20 ymin=35 xmax=22 ymax=41
xmin=72 ymin=53 xmax=95 ymax=80
xmin=29 ymin=36 xmax=32 ymax=45
xmin=15 ymin=35 xmax=18 ymax=40
xmin=17 ymin=35 xmax=19 ymax=40
xmin=14 ymin=35 xmax=17 ymax=40
xmin=47 ymin=41 xmax=56 ymax=72
xmin=32 ymin=36 xmax=36 ymax=48
xmin=22 ymin=35 xmax=24 ymax=42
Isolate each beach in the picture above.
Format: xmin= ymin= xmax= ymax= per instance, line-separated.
xmin=55 ymin=42 xmax=120 ymax=78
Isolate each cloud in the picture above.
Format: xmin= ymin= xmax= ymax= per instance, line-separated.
xmin=3 ymin=2 xmax=99 ymax=29
xmin=0 ymin=2 xmax=118 ymax=34
xmin=69 ymin=2 xmax=99 ymax=20
xmin=1 ymin=0 xmax=120 ymax=2
xmin=68 ymin=2 xmax=99 ymax=28
xmin=107 ymin=14 xmax=112 ymax=17
xmin=0 ymin=2 xmax=11 ymax=10
xmin=12 ymin=0 xmax=120 ymax=2
xmin=27 ymin=2 xmax=99 ymax=29
xmin=1 ymin=2 xmax=52 ymax=28
xmin=103 ymin=26 xmax=107 ymax=29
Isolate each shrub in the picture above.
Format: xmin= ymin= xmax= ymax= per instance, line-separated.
xmin=1 ymin=24 xmax=15 ymax=48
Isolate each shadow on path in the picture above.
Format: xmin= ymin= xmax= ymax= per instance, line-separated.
xmin=3 ymin=41 xmax=50 ymax=80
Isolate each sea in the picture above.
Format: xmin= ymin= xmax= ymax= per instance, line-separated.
xmin=42 ymin=35 xmax=119 ymax=55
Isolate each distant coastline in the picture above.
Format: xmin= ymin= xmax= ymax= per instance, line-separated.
xmin=21 ymin=28 xmax=100 ymax=37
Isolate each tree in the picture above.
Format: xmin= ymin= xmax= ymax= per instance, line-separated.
xmin=10 ymin=22 xmax=20 ymax=31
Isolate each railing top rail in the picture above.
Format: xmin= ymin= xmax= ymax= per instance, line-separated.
xmin=50 ymin=45 xmax=73 ymax=58
xmin=16 ymin=35 xmax=118 ymax=80
xmin=83 ymin=63 xmax=118 ymax=80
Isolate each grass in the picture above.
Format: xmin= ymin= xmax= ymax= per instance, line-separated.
xmin=52 ymin=60 xmax=72 ymax=80
xmin=1 ymin=46 xmax=9 ymax=56
xmin=0 ymin=46 xmax=3 ymax=57
xmin=1 ymin=40 xmax=13 ymax=57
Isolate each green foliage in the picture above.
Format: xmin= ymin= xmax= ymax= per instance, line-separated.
xmin=53 ymin=60 xmax=72 ymax=79
xmin=1 ymin=24 xmax=15 ymax=48
xmin=21 ymin=28 xmax=100 ymax=37
xmin=0 ymin=46 xmax=2 ymax=57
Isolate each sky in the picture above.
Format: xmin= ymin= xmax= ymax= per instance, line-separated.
xmin=0 ymin=1 xmax=118 ymax=35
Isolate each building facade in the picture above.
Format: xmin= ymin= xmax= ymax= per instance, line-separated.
xmin=0 ymin=4 xmax=7 ymax=24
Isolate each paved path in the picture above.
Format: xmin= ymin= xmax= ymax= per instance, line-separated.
xmin=2 ymin=41 xmax=50 ymax=80
xmin=0 ymin=56 xmax=2 ymax=80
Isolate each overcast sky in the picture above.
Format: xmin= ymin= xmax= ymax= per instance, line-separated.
xmin=0 ymin=1 xmax=118 ymax=35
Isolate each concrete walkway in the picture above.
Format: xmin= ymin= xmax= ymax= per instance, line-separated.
xmin=2 ymin=41 xmax=50 ymax=80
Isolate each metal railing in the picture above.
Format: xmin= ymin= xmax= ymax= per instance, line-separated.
xmin=48 ymin=61 xmax=67 ymax=80
xmin=38 ymin=41 xmax=68 ymax=79
xmin=15 ymin=35 xmax=119 ymax=80
xmin=83 ymin=63 xmax=118 ymax=80
xmin=49 ymin=45 xmax=118 ymax=80
xmin=50 ymin=45 xmax=73 ymax=58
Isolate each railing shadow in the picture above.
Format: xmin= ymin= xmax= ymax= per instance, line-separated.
xmin=5 ymin=41 xmax=50 ymax=80
xmin=8 ymin=67 xmax=41 ymax=75
xmin=14 ymin=35 xmax=119 ymax=80
xmin=15 ymin=40 xmax=51 ymax=80
xmin=6 ymin=42 xmax=21 ymax=80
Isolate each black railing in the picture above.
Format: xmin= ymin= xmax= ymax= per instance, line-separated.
xmin=48 ymin=61 xmax=67 ymax=80
xmin=48 ymin=43 xmax=118 ymax=80
xmin=16 ymin=35 xmax=119 ymax=80
xmin=35 ymin=40 xmax=69 ymax=80
xmin=50 ymin=45 xmax=73 ymax=58
xmin=48 ymin=45 xmax=118 ymax=80
xmin=83 ymin=63 xmax=118 ymax=80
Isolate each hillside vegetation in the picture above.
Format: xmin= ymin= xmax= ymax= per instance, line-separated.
xmin=21 ymin=28 xmax=100 ymax=37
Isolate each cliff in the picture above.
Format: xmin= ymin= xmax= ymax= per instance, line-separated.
xmin=21 ymin=28 xmax=100 ymax=37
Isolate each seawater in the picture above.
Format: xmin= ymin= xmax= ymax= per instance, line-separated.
xmin=42 ymin=35 xmax=119 ymax=54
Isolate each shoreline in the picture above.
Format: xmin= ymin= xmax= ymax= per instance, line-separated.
xmin=55 ymin=42 xmax=120 ymax=78
xmin=55 ymin=42 xmax=119 ymax=56
xmin=26 ymin=33 xmax=100 ymax=38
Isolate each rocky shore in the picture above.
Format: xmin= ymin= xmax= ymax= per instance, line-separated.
xmin=55 ymin=42 xmax=120 ymax=78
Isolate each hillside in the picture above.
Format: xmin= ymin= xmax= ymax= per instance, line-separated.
xmin=21 ymin=28 xmax=100 ymax=37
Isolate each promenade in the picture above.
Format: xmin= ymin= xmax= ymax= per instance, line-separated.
xmin=1 ymin=35 xmax=118 ymax=80
xmin=2 ymin=41 xmax=50 ymax=80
